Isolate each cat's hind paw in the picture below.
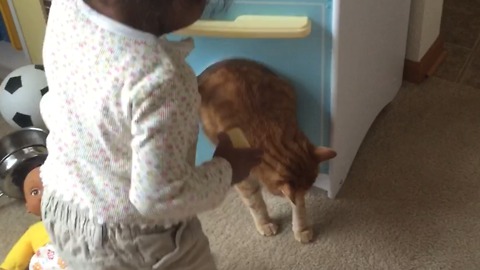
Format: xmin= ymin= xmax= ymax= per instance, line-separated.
xmin=255 ymin=222 xmax=279 ymax=237
xmin=294 ymin=228 xmax=313 ymax=243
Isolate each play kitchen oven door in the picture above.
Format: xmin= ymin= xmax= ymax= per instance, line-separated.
xmin=173 ymin=0 xmax=334 ymax=192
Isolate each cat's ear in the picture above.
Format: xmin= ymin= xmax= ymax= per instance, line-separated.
xmin=313 ymin=147 xmax=337 ymax=163
xmin=280 ymin=184 xmax=296 ymax=205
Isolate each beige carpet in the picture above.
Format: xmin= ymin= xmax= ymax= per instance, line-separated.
xmin=1 ymin=77 xmax=479 ymax=269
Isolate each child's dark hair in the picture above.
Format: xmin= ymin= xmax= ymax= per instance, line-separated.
xmin=11 ymin=155 xmax=47 ymax=199
xmin=204 ymin=0 xmax=232 ymax=18
xmin=119 ymin=0 xmax=232 ymax=18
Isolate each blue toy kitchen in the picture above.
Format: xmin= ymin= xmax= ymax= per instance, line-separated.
xmin=174 ymin=0 xmax=412 ymax=198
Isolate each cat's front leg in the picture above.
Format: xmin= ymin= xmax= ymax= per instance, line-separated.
xmin=235 ymin=177 xmax=278 ymax=237
xmin=291 ymin=192 xmax=313 ymax=243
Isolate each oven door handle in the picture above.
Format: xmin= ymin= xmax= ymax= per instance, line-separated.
xmin=175 ymin=15 xmax=311 ymax=39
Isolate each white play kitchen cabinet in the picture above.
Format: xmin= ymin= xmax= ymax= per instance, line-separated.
xmin=1 ymin=0 xmax=411 ymax=198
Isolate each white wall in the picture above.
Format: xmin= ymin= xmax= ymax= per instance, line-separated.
xmin=406 ymin=0 xmax=444 ymax=62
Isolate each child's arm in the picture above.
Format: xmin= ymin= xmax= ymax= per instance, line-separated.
xmin=128 ymin=70 xmax=233 ymax=221
xmin=1 ymin=226 xmax=36 ymax=270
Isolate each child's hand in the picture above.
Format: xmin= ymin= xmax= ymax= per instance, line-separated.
xmin=213 ymin=132 xmax=263 ymax=185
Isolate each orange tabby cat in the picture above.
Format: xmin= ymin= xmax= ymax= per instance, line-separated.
xmin=198 ymin=58 xmax=337 ymax=243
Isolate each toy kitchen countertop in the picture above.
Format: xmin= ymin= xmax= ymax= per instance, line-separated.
xmin=173 ymin=0 xmax=412 ymax=198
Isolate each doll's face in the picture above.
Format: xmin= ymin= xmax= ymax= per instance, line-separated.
xmin=24 ymin=167 xmax=43 ymax=216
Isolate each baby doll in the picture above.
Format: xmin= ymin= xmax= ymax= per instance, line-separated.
xmin=0 ymin=158 xmax=68 ymax=270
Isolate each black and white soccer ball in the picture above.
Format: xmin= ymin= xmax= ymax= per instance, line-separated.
xmin=0 ymin=65 xmax=48 ymax=130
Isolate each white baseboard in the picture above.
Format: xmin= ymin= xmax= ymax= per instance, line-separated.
xmin=314 ymin=173 xmax=333 ymax=198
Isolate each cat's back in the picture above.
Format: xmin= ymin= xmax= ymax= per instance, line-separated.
xmin=198 ymin=58 xmax=295 ymax=106
xmin=198 ymin=58 xmax=297 ymax=143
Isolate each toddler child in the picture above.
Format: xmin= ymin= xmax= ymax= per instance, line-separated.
xmin=40 ymin=0 xmax=262 ymax=269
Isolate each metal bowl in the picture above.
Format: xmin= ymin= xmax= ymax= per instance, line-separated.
xmin=0 ymin=128 xmax=48 ymax=199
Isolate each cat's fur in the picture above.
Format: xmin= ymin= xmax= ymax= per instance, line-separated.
xmin=198 ymin=58 xmax=337 ymax=243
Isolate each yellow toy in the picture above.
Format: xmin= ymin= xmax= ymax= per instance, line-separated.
xmin=0 ymin=0 xmax=22 ymax=50
xmin=1 ymin=166 xmax=68 ymax=270
xmin=226 ymin=127 xmax=251 ymax=148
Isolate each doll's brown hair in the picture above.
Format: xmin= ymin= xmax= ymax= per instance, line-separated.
xmin=11 ymin=155 xmax=47 ymax=200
